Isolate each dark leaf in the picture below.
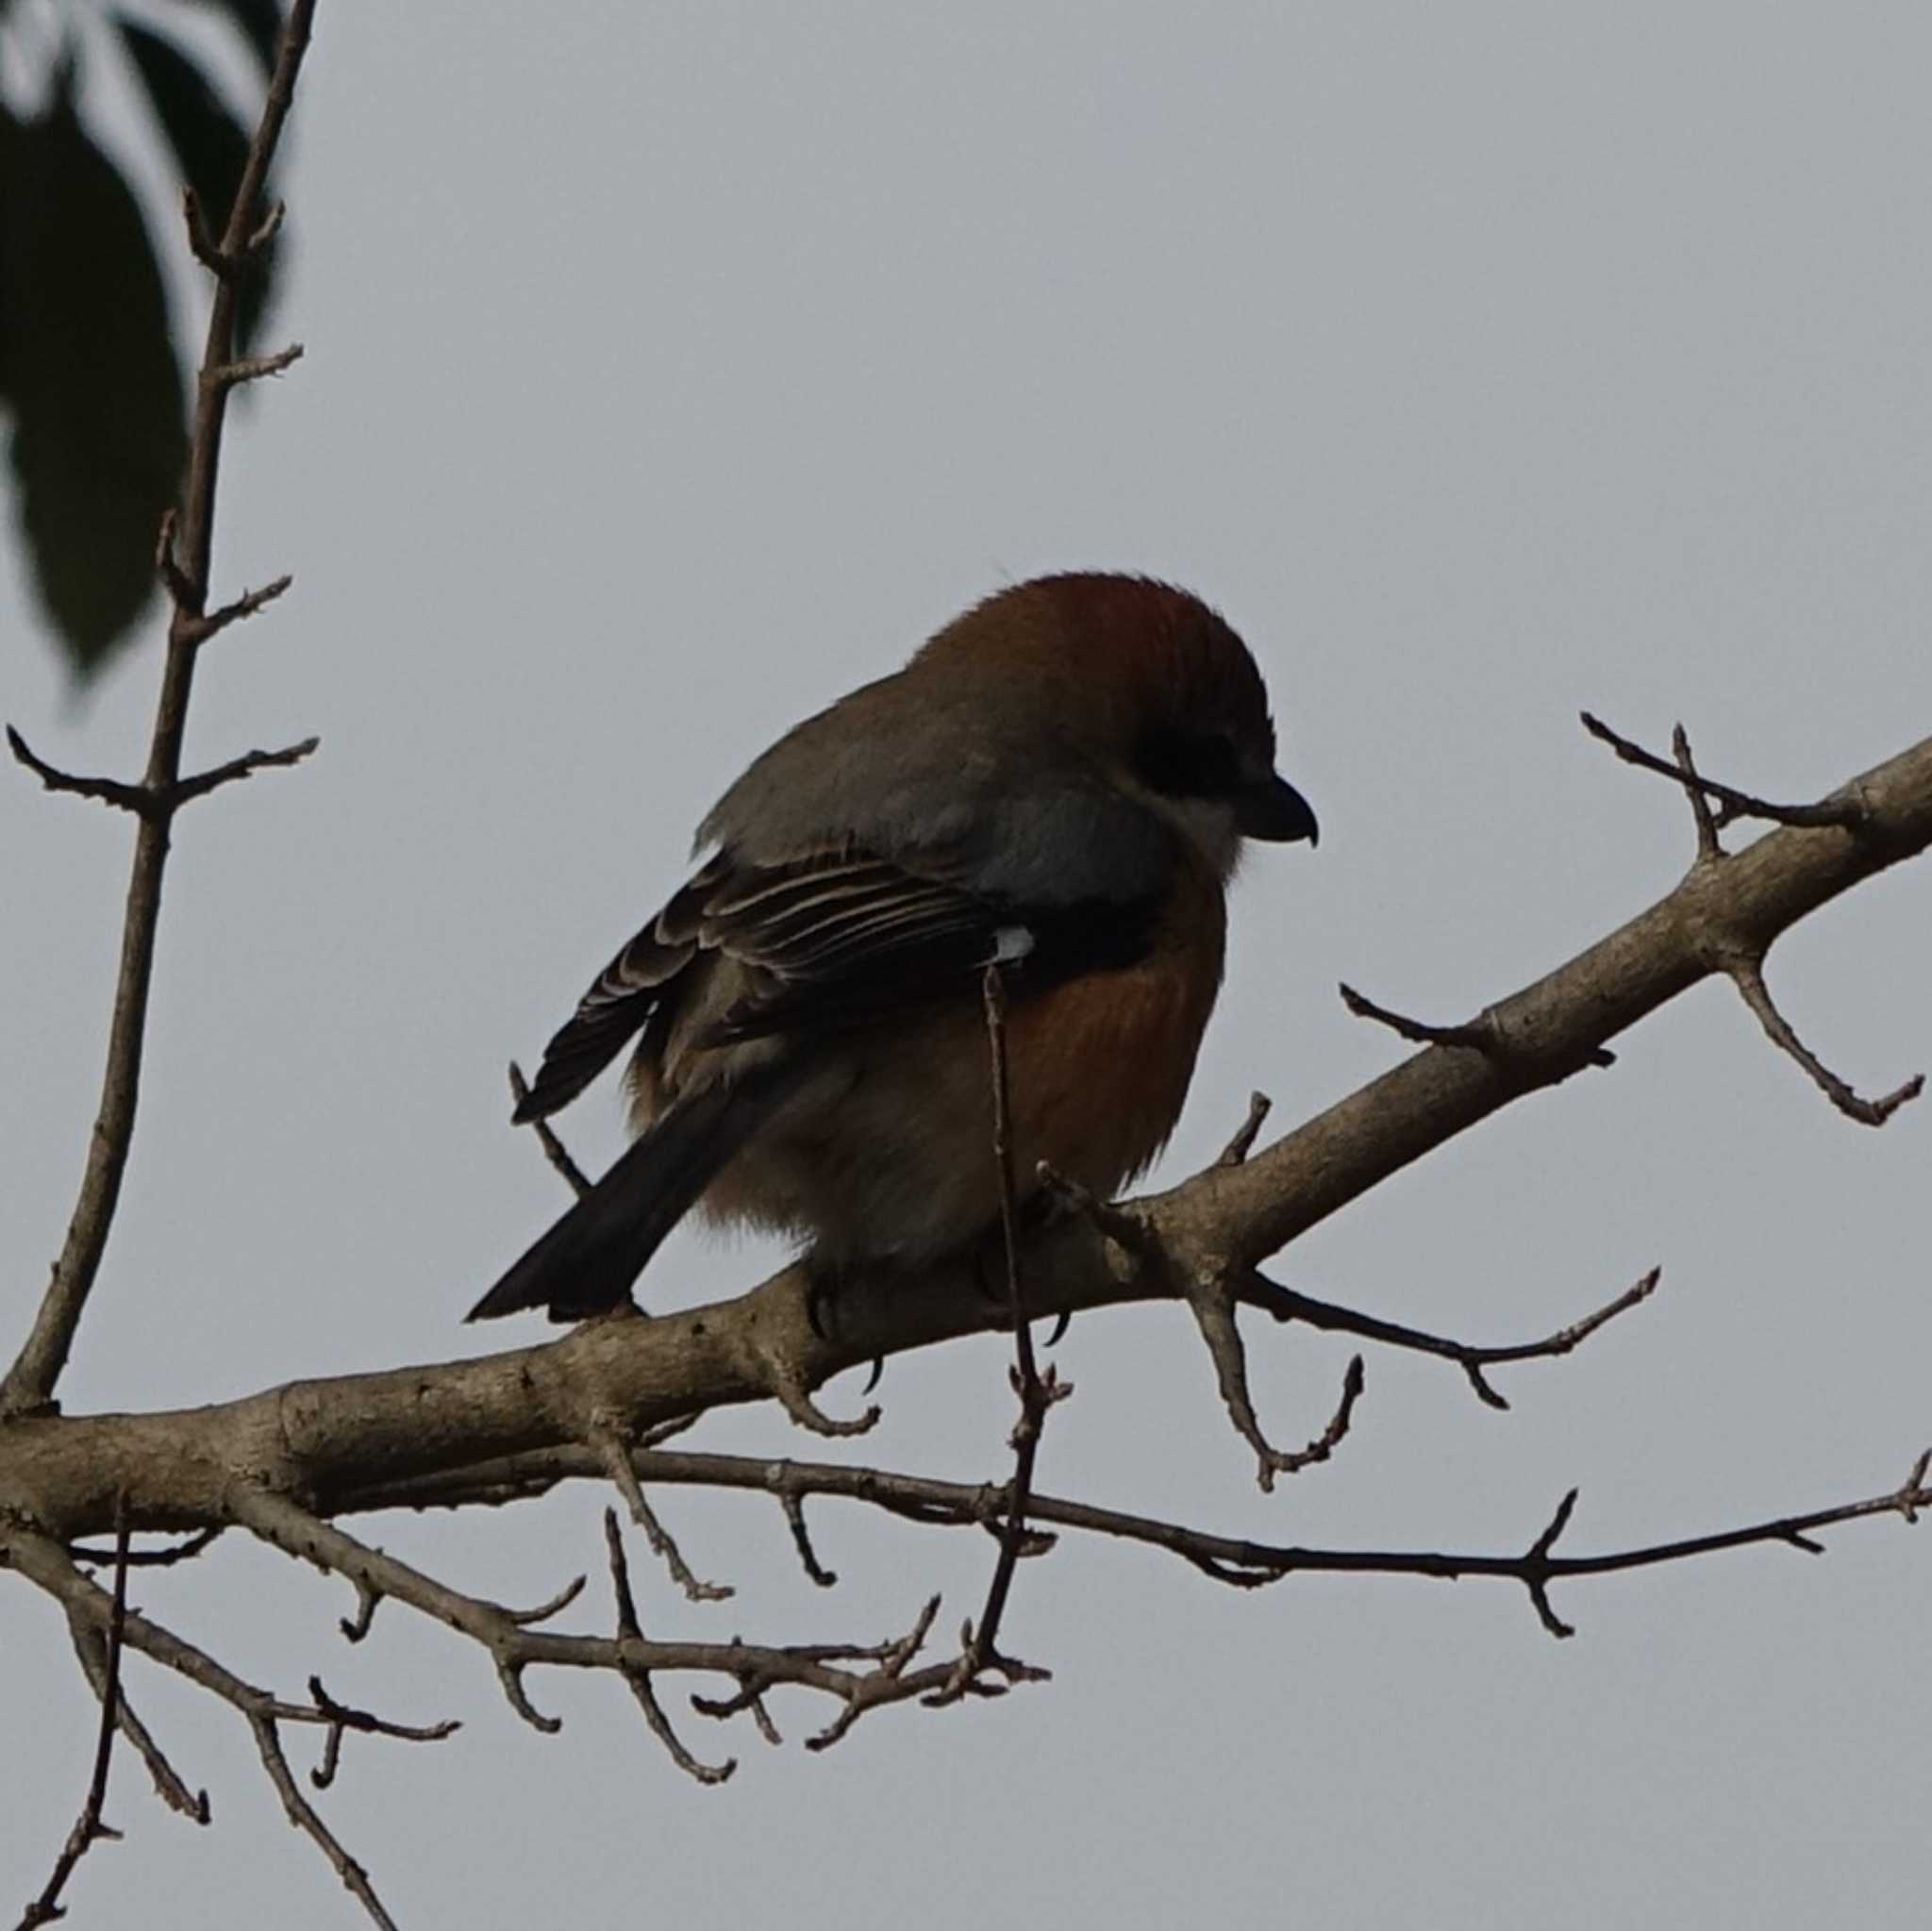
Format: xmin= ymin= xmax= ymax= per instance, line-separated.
xmin=0 ymin=92 xmax=188 ymax=680
xmin=114 ymin=14 xmax=278 ymax=346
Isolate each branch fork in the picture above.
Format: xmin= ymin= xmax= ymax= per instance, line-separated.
xmin=1588 ymin=713 xmax=1922 ymax=1126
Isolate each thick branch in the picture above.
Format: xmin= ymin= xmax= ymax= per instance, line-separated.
xmin=2 ymin=732 xmax=1929 ymax=1539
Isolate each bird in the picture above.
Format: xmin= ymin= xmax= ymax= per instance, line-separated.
xmin=468 ymin=572 xmax=1317 ymax=1323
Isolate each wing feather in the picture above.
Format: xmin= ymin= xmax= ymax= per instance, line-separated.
xmin=515 ymin=842 xmax=1161 ymax=1113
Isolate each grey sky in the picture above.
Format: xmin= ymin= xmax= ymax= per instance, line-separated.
xmin=5 ymin=5 xmax=1930 ymax=1924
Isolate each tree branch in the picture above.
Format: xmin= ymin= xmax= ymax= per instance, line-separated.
xmin=0 ymin=0 xmax=320 ymax=1422
xmin=18 ymin=1511 xmax=131 ymax=1931
xmin=0 ymin=733 xmax=1927 ymax=1538
xmin=341 ymin=1438 xmax=1932 ymax=1634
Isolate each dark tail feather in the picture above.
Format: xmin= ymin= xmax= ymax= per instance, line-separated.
xmin=469 ymin=1076 xmax=772 ymax=1322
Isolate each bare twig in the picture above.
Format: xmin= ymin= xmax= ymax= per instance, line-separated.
xmin=602 ymin=1511 xmax=736 ymax=1784
xmin=779 ymin=1488 xmax=839 ymax=1588
xmin=170 ymin=736 xmax=320 ymax=806
xmin=0 ymin=0 xmax=320 ymax=1422
xmin=208 ymin=343 xmax=306 ymax=391
xmin=1673 ymin=724 xmax=1723 ymax=861
xmin=1217 ymin=1090 xmax=1274 ymax=1165
xmin=591 ymin=1420 xmax=734 ymax=1602
xmin=251 ymin=1440 xmax=1932 ymax=1624
xmin=1339 ymin=981 xmax=1489 ymax=1051
xmin=1240 ymin=1267 xmax=1661 ymax=1411
xmin=6 ymin=728 xmax=152 ymax=815
xmin=71 ymin=1525 xmax=224 ymax=1569
xmin=19 ymin=1512 xmax=132 ymax=1931
xmin=508 ymin=1060 xmax=593 ymax=1198
xmin=306 ymin=1676 xmax=459 ymax=1790
xmin=928 ymin=968 xmax=1058 ymax=1703
xmin=1523 ymin=1490 xmax=1580 ymax=1638
xmin=244 ymin=1711 xmax=398 ymax=1931
xmin=7 ymin=1520 xmax=425 ymax=1931
xmin=1724 ymin=954 xmax=1923 ymax=1126
xmin=1340 ymin=982 xmax=1616 ymax=1070
xmin=184 ymin=572 xmax=294 ymax=646
xmin=64 ymin=1616 xmax=208 ymax=1823
xmin=1582 ymin=710 xmax=1871 ymax=832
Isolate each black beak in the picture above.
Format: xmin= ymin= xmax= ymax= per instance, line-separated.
xmin=1238 ymin=773 xmax=1319 ymax=846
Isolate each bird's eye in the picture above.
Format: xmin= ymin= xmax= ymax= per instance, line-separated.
xmin=1136 ymin=727 xmax=1241 ymax=800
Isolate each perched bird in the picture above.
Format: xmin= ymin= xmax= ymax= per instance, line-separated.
xmin=469 ymin=572 xmax=1316 ymax=1323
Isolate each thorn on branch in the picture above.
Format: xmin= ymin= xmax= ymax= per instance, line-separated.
xmin=209 ymin=343 xmax=305 ymax=391
xmin=1218 ymin=1090 xmax=1274 ymax=1165
xmin=1723 ymin=952 xmax=1923 ymax=1126
xmin=247 ymin=199 xmax=287 ymax=255
xmin=508 ymin=1061 xmax=593 ymax=1198
xmin=185 ymin=572 xmax=294 ymax=645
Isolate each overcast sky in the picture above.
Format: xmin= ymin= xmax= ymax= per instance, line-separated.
xmin=6 ymin=5 xmax=1931 ymax=1925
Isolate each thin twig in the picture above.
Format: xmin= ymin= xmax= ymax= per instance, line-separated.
xmin=1338 ymin=981 xmax=1489 ymax=1050
xmin=1217 ymin=1090 xmax=1274 ymax=1165
xmin=6 ymin=727 xmax=152 ymax=815
xmin=170 ymin=736 xmax=319 ymax=805
xmin=602 ymin=1511 xmax=735 ymax=1784
xmin=779 ymin=1488 xmax=839 ymax=1587
xmin=1581 ymin=710 xmax=1870 ymax=832
xmin=1672 ymin=724 xmax=1723 ymax=861
xmin=1239 ymin=1267 xmax=1661 ymax=1411
xmin=19 ymin=1510 xmax=132 ymax=1930
xmin=0 ymin=0 xmax=319 ymax=1423
xmin=1340 ymin=982 xmax=1616 ymax=1070
xmin=184 ymin=572 xmax=295 ymax=646
xmin=508 ymin=1061 xmax=593 ymax=1198
xmin=71 ymin=1525 xmax=225 ymax=1568
xmin=208 ymin=343 xmax=306 ymax=391
xmin=1724 ymin=954 xmax=1923 ymax=1126
xmin=929 ymin=967 xmax=1058 ymax=1704
xmin=591 ymin=1421 xmax=734 ymax=1602
xmin=305 ymin=1676 xmax=459 ymax=1790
